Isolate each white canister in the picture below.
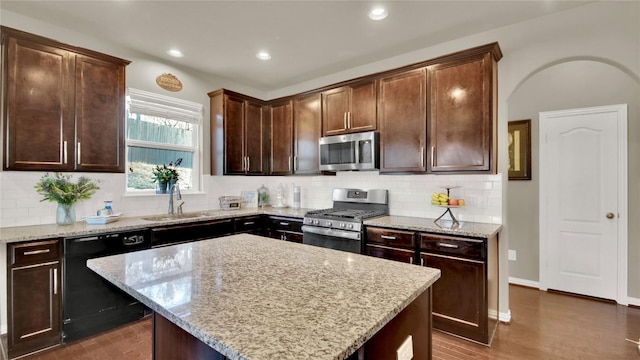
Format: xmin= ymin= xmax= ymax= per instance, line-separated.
xmin=292 ymin=185 xmax=301 ymax=209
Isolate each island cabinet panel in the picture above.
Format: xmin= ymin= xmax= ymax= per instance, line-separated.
xmin=322 ymin=80 xmax=377 ymax=136
xmin=1 ymin=26 xmax=129 ymax=172
xmin=150 ymin=219 xmax=234 ymax=248
xmin=7 ymin=239 xmax=62 ymax=359
xmin=378 ymin=68 xmax=427 ymax=173
xmin=293 ymin=93 xmax=322 ymax=174
xmin=427 ymin=51 xmax=498 ymax=173
xmin=264 ymin=216 xmax=304 ymax=243
xmin=419 ymin=233 xmax=495 ymax=345
xmin=153 ymin=313 xmax=225 ymax=360
xmin=269 ymin=100 xmax=294 ymax=175
xmin=365 ymin=227 xmax=417 ymax=264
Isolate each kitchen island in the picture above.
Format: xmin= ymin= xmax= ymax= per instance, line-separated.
xmin=87 ymin=234 xmax=441 ymax=360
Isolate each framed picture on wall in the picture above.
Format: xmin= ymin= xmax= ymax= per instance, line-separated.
xmin=508 ymin=119 xmax=532 ymax=180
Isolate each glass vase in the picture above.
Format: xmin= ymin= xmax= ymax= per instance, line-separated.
xmin=56 ymin=203 xmax=76 ymax=225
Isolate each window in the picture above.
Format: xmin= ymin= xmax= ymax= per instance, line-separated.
xmin=126 ymin=88 xmax=203 ymax=193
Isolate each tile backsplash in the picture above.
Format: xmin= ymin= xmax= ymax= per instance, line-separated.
xmin=0 ymin=171 xmax=502 ymax=228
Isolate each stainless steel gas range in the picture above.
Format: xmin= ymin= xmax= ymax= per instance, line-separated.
xmin=302 ymin=188 xmax=388 ymax=254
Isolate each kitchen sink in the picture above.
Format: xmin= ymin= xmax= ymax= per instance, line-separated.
xmin=141 ymin=212 xmax=221 ymax=221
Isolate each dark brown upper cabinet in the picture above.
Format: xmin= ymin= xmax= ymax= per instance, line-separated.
xmin=1 ymin=26 xmax=129 ymax=172
xmin=378 ymin=68 xmax=427 ymax=173
xmin=321 ymin=80 xmax=377 ymax=136
xmin=269 ymin=100 xmax=294 ymax=175
xmin=209 ymin=89 xmax=268 ymax=175
xmin=293 ymin=93 xmax=322 ymax=175
xmin=427 ymin=45 xmax=502 ymax=173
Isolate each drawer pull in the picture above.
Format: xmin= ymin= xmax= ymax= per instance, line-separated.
xmin=23 ymin=249 xmax=50 ymax=256
xmin=244 ymin=221 xmax=255 ymax=225
xmin=438 ymin=242 xmax=459 ymax=249
xmin=380 ymin=235 xmax=396 ymax=240
xmin=53 ymin=268 xmax=58 ymax=295
xmin=279 ymin=222 xmax=290 ymax=226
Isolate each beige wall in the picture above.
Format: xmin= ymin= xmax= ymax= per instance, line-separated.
xmin=507 ymin=61 xmax=640 ymax=300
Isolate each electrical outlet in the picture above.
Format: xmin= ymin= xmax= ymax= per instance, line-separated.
xmin=508 ymin=249 xmax=517 ymax=261
xmin=396 ymin=335 xmax=413 ymax=360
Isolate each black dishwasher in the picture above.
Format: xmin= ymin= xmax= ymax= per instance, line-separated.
xmin=63 ymin=230 xmax=150 ymax=343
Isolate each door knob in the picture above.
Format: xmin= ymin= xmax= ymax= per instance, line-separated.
xmin=606 ymin=212 xmax=615 ymax=219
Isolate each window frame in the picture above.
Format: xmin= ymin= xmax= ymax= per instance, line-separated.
xmin=125 ymin=88 xmax=204 ymax=195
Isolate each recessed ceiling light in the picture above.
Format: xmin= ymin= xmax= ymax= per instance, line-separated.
xmin=256 ymin=51 xmax=271 ymax=61
xmin=167 ymin=49 xmax=184 ymax=58
xmin=369 ymin=7 xmax=388 ymax=20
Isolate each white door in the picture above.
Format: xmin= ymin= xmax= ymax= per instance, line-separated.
xmin=539 ymin=104 xmax=627 ymax=303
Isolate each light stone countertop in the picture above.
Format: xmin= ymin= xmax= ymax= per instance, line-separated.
xmin=0 ymin=207 xmax=312 ymax=244
xmin=364 ymin=216 xmax=502 ymax=238
xmin=87 ymin=234 xmax=441 ymax=360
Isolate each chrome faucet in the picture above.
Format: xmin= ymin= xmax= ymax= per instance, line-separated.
xmin=168 ymin=183 xmax=182 ymax=214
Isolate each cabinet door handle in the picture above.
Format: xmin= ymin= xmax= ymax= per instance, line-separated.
xmin=23 ymin=249 xmax=50 ymax=256
xmin=344 ymin=113 xmax=347 ymax=129
xmin=409 ymin=257 xmax=413 ymax=264
xmin=63 ymin=141 xmax=68 ymax=164
xmin=53 ymin=268 xmax=58 ymax=295
xmin=421 ymin=258 xmax=424 ymax=266
xmin=431 ymin=146 xmax=435 ymax=168
xmin=244 ymin=221 xmax=255 ymax=225
xmin=77 ymin=142 xmax=81 ymax=165
xmin=347 ymin=112 xmax=351 ymax=129
xmin=289 ymin=156 xmax=292 ymax=172
xmin=438 ymin=242 xmax=459 ymax=249
xmin=280 ymin=222 xmax=290 ymax=226
xmin=380 ymin=235 xmax=396 ymax=240
xmin=294 ymin=156 xmax=298 ymax=172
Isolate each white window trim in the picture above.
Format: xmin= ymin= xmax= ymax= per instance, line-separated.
xmin=126 ymin=88 xmax=204 ymax=195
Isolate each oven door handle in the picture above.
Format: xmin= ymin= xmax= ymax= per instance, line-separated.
xmin=301 ymin=226 xmax=361 ymax=241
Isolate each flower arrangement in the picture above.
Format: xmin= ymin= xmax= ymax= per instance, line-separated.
xmin=152 ymin=158 xmax=182 ymax=184
xmin=34 ymin=173 xmax=100 ymax=205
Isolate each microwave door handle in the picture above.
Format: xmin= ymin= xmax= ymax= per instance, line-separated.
xmin=354 ymin=140 xmax=360 ymax=164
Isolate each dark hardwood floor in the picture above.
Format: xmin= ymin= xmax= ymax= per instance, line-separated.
xmin=20 ymin=285 xmax=640 ymax=359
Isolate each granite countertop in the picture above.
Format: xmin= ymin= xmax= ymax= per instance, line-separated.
xmin=364 ymin=215 xmax=502 ymax=238
xmin=87 ymin=234 xmax=441 ymax=360
xmin=0 ymin=207 xmax=311 ymax=244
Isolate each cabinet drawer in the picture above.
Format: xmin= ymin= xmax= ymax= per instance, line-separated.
xmin=266 ymin=216 xmax=303 ymax=233
xmin=366 ymin=227 xmax=415 ymax=249
xmin=10 ymin=239 xmax=61 ymax=266
xmin=234 ymin=216 xmax=263 ymax=233
xmin=419 ymin=233 xmax=485 ymax=259
xmin=366 ymin=244 xmax=415 ymax=265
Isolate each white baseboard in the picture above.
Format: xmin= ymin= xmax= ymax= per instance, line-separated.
xmin=628 ymin=296 xmax=640 ymax=307
xmin=499 ymin=310 xmax=511 ymax=323
xmin=508 ymin=277 xmax=540 ymax=288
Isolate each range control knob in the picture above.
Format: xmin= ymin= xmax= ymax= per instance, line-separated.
xmin=339 ymin=222 xmax=346 ymax=228
xmin=325 ymin=221 xmax=332 ymax=227
xmin=313 ymin=219 xmax=320 ymax=225
xmin=347 ymin=223 xmax=354 ymax=229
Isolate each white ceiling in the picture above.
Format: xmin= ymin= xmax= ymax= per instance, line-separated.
xmin=1 ymin=1 xmax=591 ymax=92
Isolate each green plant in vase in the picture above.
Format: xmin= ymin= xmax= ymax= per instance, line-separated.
xmin=34 ymin=173 xmax=100 ymax=225
xmin=152 ymin=158 xmax=182 ymax=193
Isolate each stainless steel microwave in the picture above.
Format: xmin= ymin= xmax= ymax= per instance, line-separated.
xmin=319 ymin=131 xmax=379 ymax=171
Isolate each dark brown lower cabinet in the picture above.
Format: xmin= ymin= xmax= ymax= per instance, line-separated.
xmin=7 ymin=239 xmax=62 ymax=359
xmin=419 ymin=233 xmax=498 ymax=345
xmin=365 ymin=227 xmax=416 ymax=264
xmin=150 ymin=219 xmax=234 ymax=248
xmin=264 ymin=216 xmax=303 ymax=243
xmin=233 ymin=215 xmax=264 ymax=235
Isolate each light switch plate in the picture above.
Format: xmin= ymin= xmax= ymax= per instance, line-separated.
xmin=396 ymin=335 xmax=413 ymax=360
xmin=508 ymin=249 xmax=517 ymax=261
